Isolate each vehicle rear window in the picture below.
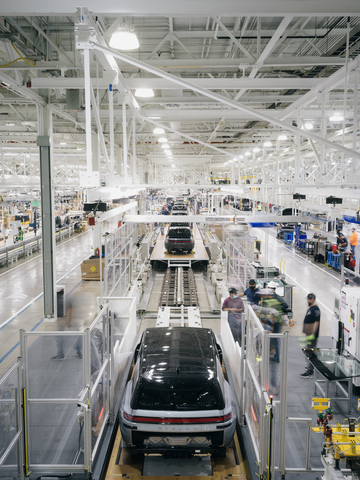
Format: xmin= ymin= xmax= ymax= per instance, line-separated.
xmin=171 ymin=222 xmax=190 ymax=227
xmin=167 ymin=228 xmax=191 ymax=238
xmin=132 ymin=380 xmax=224 ymax=410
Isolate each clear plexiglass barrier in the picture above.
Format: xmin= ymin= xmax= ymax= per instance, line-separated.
xmin=0 ymin=297 xmax=137 ymax=479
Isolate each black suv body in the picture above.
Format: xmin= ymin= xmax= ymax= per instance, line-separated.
xmin=119 ymin=327 xmax=236 ymax=456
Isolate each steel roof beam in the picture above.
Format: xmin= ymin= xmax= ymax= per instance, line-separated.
xmin=90 ymin=42 xmax=360 ymax=161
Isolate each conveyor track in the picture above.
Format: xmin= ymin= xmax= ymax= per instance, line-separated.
xmin=160 ymin=267 xmax=198 ymax=307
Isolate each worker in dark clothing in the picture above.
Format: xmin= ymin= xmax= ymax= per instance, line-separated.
xmin=300 ymin=293 xmax=321 ymax=378
xmin=222 ymin=287 xmax=244 ymax=345
xmin=239 ymin=279 xmax=260 ymax=305
xmin=338 ymin=233 xmax=348 ymax=251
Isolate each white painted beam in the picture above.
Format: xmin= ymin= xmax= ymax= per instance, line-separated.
xmin=3 ymin=0 xmax=360 ymax=16
xmin=30 ymin=76 xmax=322 ymax=90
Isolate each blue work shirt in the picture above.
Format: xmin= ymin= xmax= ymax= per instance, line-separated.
xmin=244 ymin=287 xmax=260 ymax=305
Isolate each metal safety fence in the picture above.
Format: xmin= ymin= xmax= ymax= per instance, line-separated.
xmin=0 ymin=361 xmax=24 ymax=479
xmin=104 ymin=223 xmax=137 ymax=297
xmin=226 ymin=235 xmax=254 ymax=289
xmin=221 ymin=298 xmax=290 ymax=478
xmin=0 ymin=297 xmax=137 ymax=479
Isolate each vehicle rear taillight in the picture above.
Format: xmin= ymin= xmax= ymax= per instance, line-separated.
xmin=129 ymin=413 xmax=231 ymax=424
xmin=123 ymin=412 xmax=133 ymax=421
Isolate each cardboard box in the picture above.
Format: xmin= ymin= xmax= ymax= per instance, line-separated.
xmin=81 ymin=258 xmax=105 ymax=280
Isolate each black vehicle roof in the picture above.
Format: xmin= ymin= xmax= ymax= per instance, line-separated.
xmin=140 ymin=327 xmax=217 ymax=374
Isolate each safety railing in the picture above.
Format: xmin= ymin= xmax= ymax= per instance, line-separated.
xmin=221 ymin=300 xmax=290 ymax=478
xmin=226 ymin=236 xmax=253 ymax=289
xmin=0 ymin=360 xmax=24 ymax=480
xmin=0 ymin=225 xmax=75 ymax=268
xmin=104 ymin=223 xmax=137 ymax=297
xmin=5 ymin=296 xmax=137 ymax=478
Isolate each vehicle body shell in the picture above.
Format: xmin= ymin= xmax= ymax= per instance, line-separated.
xmin=119 ymin=327 xmax=236 ymax=455
xmin=165 ymin=226 xmax=194 ymax=253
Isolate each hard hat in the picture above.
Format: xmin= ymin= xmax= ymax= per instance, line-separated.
xmin=267 ymin=281 xmax=278 ymax=289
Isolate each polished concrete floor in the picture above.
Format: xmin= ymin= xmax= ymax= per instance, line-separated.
xmin=0 ymin=229 xmax=100 ymax=376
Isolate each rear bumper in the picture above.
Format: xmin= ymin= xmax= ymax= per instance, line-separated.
xmin=165 ymin=240 xmax=195 ymax=252
xmin=120 ymin=416 xmax=235 ymax=453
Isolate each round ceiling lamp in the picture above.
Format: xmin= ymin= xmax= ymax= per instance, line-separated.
xmin=109 ymin=25 xmax=139 ymax=50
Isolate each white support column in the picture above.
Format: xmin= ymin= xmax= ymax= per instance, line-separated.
xmin=132 ymin=116 xmax=136 ymax=183
xmin=295 ymin=119 xmax=300 ymax=183
xmin=122 ymin=101 xmax=127 ymax=177
xmin=1 ymin=147 xmax=4 ymax=183
xmin=89 ymin=87 xmax=110 ymax=171
xmin=352 ymin=75 xmax=359 ymax=175
xmin=109 ymin=83 xmax=115 ymax=175
xmin=84 ymin=48 xmax=92 ymax=174
xmin=37 ymin=105 xmax=57 ymax=320
xmin=320 ymin=96 xmax=326 ymax=179
xmin=91 ymin=134 xmax=100 ymax=171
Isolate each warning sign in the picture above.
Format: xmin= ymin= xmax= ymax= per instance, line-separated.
xmin=90 ymin=266 xmax=96 ymax=272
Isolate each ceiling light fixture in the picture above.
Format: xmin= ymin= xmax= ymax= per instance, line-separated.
xmin=278 ymin=134 xmax=287 ymax=141
xmin=165 ymin=150 xmax=172 ymax=156
xmin=148 ymin=116 xmax=161 ymax=119
xmin=253 ymin=147 xmax=261 ymax=153
xmin=153 ymin=127 xmax=165 ymax=134
xmin=161 ymin=143 xmax=170 ymax=149
xmin=76 ymin=147 xmax=83 ymax=151
xmin=329 ymin=115 xmax=344 ymax=122
xmin=245 ymin=151 xmax=251 ymax=156
xmin=264 ymin=141 xmax=272 ymax=147
xmin=304 ymin=122 xmax=313 ymax=130
xmin=109 ymin=24 xmax=139 ymax=50
xmin=158 ymin=137 xmax=167 ymax=143
xmin=135 ymin=88 xmax=154 ymax=98
xmin=60 ymin=142 xmax=67 ymax=145
xmin=6 ymin=122 xmax=15 ymax=126
xmin=239 ymin=155 xmax=244 ymax=160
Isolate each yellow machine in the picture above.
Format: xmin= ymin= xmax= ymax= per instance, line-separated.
xmin=312 ymin=397 xmax=360 ymax=475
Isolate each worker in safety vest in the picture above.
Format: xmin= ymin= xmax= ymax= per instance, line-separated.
xmin=257 ymin=202 xmax=262 ymax=214
xmin=350 ymin=228 xmax=358 ymax=258
xmin=257 ymin=289 xmax=284 ymax=363
xmin=16 ymin=226 xmax=23 ymax=242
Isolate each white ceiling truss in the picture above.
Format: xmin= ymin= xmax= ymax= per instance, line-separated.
xmin=0 ymin=5 xmax=360 ymax=205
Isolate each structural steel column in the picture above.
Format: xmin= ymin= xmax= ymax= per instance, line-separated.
xmin=84 ymin=48 xmax=92 ymax=174
xmin=37 ymin=106 xmax=56 ymax=319
xmin=109 ymin=84 xmax=115 ymax=175
xmin=122 ymin=101 xmax=127 ymax=176
xmin=132 ymin=116 xmax=136 ymax=183
xmin=352 ymin=75 xmax=359 ymax=176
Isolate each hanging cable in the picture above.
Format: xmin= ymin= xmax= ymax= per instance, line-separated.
xmin=0 ymin=42 xmax=36 ymax=67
